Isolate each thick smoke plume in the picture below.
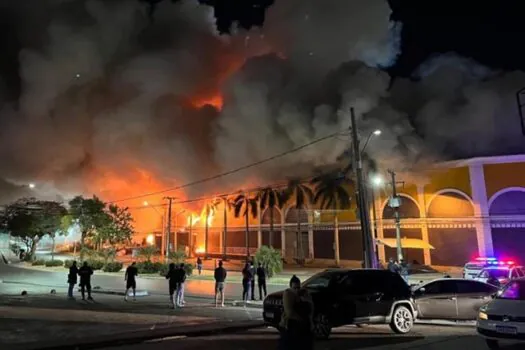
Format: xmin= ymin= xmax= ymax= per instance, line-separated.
xmin=0 ymin=0 xmax=524 ymax=232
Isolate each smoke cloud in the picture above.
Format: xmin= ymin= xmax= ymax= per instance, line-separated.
xmin=0 ymin=0 xmax=523 ymax=228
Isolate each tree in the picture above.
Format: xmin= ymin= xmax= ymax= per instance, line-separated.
xmin=138 ymin=245 xmax=158 ymax=262
xmin=254 ymin=245 xmax=283 ymax=279
xmin=233 ymin=192 xmax=258 ymax=258
xmin=256 ymin=187 xmax=285 ymax=247
xmin=202 ymin=199 xmax=220 ymax=259
xmin=68 ymin=196 xmax=109 ymax=261
xmin=311 ymin=172 xmax=352 ymax=266
xmin=98 ymin=204 xmax=134 ymax=247
xmin=51 ymin=214 xmax=74 ymax=261
xmin=283 ymin=179 xmax=313 ymax=263
xmin=3 ymin=198 xmax=68 ymax=260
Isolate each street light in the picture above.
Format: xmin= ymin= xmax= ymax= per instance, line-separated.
xmin=361 ymin=129 xmax=382 ymax=155
xmin=371 ymin=175 xmax=383 ymax=187
xmin=28 ymin=183 xmax=35 ymax=189
xmin=143 ymin=201 xmax=165 ymax=256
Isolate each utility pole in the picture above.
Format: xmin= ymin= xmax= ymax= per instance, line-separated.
xmin=350 ymin=107 xmax=375 ymax=268
xmin=163 ymin=196 xmax=176 ymax=259
xmin=388 ymin=170 xmax=403 ymax=261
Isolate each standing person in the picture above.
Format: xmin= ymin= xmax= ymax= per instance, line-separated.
xmin=67 ymin=261 xmax=78 ymax=299
xmin=387 ymin=257 xmax=398 ymax=273
xmin=399 ymin=259 xmax=409 ymax=283
xmin=279 ymin=275 xmax=314 ymax=350
xmin=165 ymin=263 xmax=179 ymax=308
xmin=241 ymin=263 xmax=252 ymax=305
xmin=256 ymin=262 xmax=267 ymax=301
xmin=124 ymin=262 xmax=138 ymax=302
xmin=196 ymin=257 xmax=203 ymax=275
xmin=214 ymin=260 xmax=227 ymax=307
xmin=176 ymin=263 xmax=187 ymax=307
xmin=249 ymin=261 xmax=256 ymax=300
xmin=78 ymin=261 xmax=94 ymax=301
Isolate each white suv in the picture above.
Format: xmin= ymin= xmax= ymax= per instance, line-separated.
xmin=477 ymin=279 xmax=525 ymax=349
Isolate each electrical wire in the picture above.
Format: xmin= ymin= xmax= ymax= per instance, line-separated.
xmin=108 ymin=130 xmax=346 ymax=204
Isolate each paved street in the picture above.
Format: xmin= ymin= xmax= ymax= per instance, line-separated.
xmin=0 ymin=263 xmax=284 ymax=301
xmin=103 ymin=324 xmax=525 ymax=350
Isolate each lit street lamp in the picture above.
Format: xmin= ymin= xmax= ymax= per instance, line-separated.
xmin=28 ymin=183 xmax=35 ymax=189
xmin=143 ymin=201 xmax=165 ymax=256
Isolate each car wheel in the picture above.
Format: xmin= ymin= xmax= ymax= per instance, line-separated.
xmin=313 ymin=313 xmax=332 ymax=340
xmin=485 ymin=339 xmax=499 ymax=349
xmin=389 ymin=305 xmax=414 ymax=334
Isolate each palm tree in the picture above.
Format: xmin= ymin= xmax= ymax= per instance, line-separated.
xmin=311 ymin=172 xmax=352 ymax=266
xmin=202 ymin=199 xmax=220 ymax=259
xmin=256 ymin=187 xmax=286 ymax=247
xmin=282 ymin=179 xmax=313 ymax=263
xmin=221 ymin=196 xmax=234 ymax=260
xmin=233 ymin=192 xmax=258 ymax=258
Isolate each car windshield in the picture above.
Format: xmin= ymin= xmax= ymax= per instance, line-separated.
xmin=408 ymin=265 xmax=439 ymax=274
xmin=486 ymin=269 xmax=509 ymax=279
xmin=497 ymin=280 xmax=525 ymax=300
xmin=302 ymin=271 xmax=345 ymax=289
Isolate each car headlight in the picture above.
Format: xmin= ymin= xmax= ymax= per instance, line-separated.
xmin=478 ymin=311 xmax=488 ymax=320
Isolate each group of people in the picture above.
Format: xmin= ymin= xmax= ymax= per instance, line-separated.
xmin=241 ymin=261 xmax=268 ymax=302
xmin=166 ymin=263 xmax=187 ymax=308
xmin=67 ymin=261 xmax=94 ymax=301
xmin=387 ymin=257 xmax=410 ymax=282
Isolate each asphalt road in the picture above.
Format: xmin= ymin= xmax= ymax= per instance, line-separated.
xmin=0 ymin=263 xmax=282 ymax=300
xmin=101 ymin=324 xmax=524 ymax=350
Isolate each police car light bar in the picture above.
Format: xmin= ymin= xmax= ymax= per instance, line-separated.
xmin=475 ymin=257 xmax=515 ymax=265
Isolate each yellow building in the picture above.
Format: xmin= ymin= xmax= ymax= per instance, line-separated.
xmin=177 ymin=154 xmax=525 ymax=267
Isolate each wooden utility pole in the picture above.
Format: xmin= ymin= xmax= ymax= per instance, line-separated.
xmin=163 ymin=196 xmax=177 ymax=259
xmin=388 ymin=170 xmax=403 ymax=261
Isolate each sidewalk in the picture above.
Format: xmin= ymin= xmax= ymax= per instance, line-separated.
xmin=0 ymin=292 xmax=264 ymax=350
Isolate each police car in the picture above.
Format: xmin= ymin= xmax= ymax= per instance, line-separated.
xmin=463 ymin=258 xmax=520 ymax=280
xmin=474 ymin=265 xmax=525 ymax=287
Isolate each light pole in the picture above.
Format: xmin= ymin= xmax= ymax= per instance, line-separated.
xmin=174 ymin=209 xmax=185 ymax=252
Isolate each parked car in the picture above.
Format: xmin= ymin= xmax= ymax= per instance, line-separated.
xmin=473 ymin=265 xmax=525 ymax=287
xmin=406 ymin=264 xmax=451 ymax=286
xmin=477 ymin=279 xmax=525 ymax=349
xmin=263 ymin=269 xmax=417 ymax=339
xmin=413 ymin=278 xmax=498 ymax=320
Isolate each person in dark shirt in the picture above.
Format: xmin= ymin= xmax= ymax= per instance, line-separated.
xmin=214 ymin=260 xmax=227 ymax=307
xmin=67 ymin=261 xmax=78 ymax=299
xmin=241 ymin=263 xmax=252 ymax=305
xmin=166 ymin=263 xmax=181 ymax=308
xmin=256 ymin=262 xmax=267 ymax=300
xmin=78 ymin=261 xmax=94 ymax=301
xmin=196 ymin=257 xmax=203 ymax=275
xmin=124 ymin=262 xmax=138 ymax=302
xmin=249 ymin=261 xmax=256 ymax=300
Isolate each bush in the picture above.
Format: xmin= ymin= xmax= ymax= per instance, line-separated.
xmin=31 ymin=259 xmax=45 ymax=266
xmin=136 ymin=261 xmax=163 ymax=274
xmin=169 ymin=249 xmax=187 ymax=264
xmin=103 ymin=261 xmax=123 ymax=273
xmin=158 ymin=263 xmax=193 ymax=277
xmin=86 ymin=259 xmax=104 ymax=271
xmin=138 ymin=246 xmax=158 ymax=262
xmin=64 ymin=259 xmax=76 ymax=269
xmin=45 ymin=260 xmax=64 ymax=267
xmin=254 ymin=245 xmax=283 ymax=279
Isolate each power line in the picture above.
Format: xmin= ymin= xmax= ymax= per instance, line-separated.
xmin=108 ymin=130 xmax=347 ymax=204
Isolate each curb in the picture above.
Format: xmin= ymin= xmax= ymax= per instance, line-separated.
xmin=231 ymin=300 xmax=264 ymax=309
xmin=14 ymin=320 xmax=265 ymax=350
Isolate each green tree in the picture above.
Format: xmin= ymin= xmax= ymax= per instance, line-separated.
xmin=98 ymin=204 xmax=134 ymax=247
xmin=50 ymin=214 xmax=74 ymax=261
xmin=283 ymin=179 xmax=313 ymax=263
xmin=311 ymin=172 xmax=352 ymax=266
xmin=138 ymin=245 xmax=158 ymax=262
xmin=254 ymin=245 xmax=283 ymax=279
xmin=3 ymin=198 xmax=68 ymax=260
xmin=169 ymin=248 xmax=187 ymax=264
xmin=256 ymin=187 xmax=286 ymax=247
xmin=68 ymin=196 xmax=109 ymax=260
xmin=233 ymin=192 xmax=258 ymax=257
xmin=202 ymin=199 xmax=220 ymax=259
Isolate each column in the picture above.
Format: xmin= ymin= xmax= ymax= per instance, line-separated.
xmin=308 ymin=210 xmax=314 ymax=260
xmin=281 ymin=210 xmax=286 ymax=257
xmin=375 ymin=191 xmax=386 ymax=263
xmin=469 ymin=164 xmax=494 ymax=257
xmin=416 ymin=184 xmax=432 ymax=265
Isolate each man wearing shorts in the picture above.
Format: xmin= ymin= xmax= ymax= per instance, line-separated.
xmin=124 ymin=262 xmax=138 ymax=301
xmin=214 ymin=260 xmax=227 ymax=307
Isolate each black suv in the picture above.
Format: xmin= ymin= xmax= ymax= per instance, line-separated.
xmin=263 ymin=269 xmax=417 ymax=338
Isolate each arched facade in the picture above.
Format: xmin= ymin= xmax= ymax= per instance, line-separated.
xmin=489 ymin=187 xmax=525 ymax=262
xmin=426 ymin=189 xmax=477 ymax=266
